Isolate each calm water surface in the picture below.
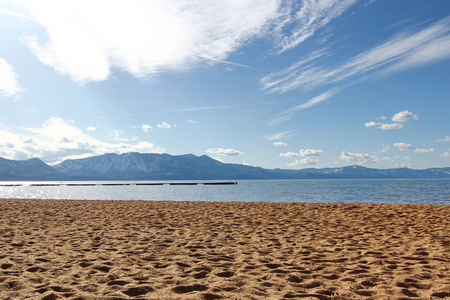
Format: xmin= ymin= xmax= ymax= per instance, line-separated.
xmin=0 ymin=179 xmax=448 ymax=204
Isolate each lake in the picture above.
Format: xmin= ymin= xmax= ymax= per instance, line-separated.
xmin=0 ymin=179 xmax=448 ymax=204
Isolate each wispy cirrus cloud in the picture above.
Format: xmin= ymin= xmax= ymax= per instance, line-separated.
xmin=273 ymin=141 xmax=288 ymax=146
xmin=0 ymin=58 xmax=24 ymax=97
xmin=261 ymin=17 xmax=450 ymax=94
xmin=0 ymin=8 xmax=34 ymax=20
xmin=18 ymin=0 xmax=363 ymax=84
xmin=274 ymin=0 xmax=359 ymax=53
xmin=266 ymin=131 xmax=296 ymax=141
xmin=21 ymin=0 xmax=282 ymax=83
xmin=435 ymin=136 xmax=450 ymax=142
xmin=269 ymin=89 xmax=336 ymax=125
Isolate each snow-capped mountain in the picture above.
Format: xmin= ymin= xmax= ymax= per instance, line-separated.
xmin=0 ymin=157 xmax=62 ymax=180
xmin=0 ymin=152 xmax=449 ymax=180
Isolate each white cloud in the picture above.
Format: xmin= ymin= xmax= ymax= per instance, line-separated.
xmin=287 ymin=157 xmax=317 ymax=168
xmin=299 ymin=149 xmax=323 ymax=156
xmin=281 ymin=148 xmax=322 ymax=158
xmin=266 ymin=131 xmax=295 ymax=141
xmin=393 ymin=142 xmax=414 ymax=151
xmin=364 ymin=121 xmax=378 ymax=128
xmin=157 ymin=122 xmax=173 ymax=129
xmin=440 ymin=150 xmax=450 ymax=157
xmin=396 ymin=163 xmax=412 ymax=168
xmin=0 ymin=58 xmax=24 ymax=97
xmin=206 ymin=148 xmax=243 ymax=156
xmin=87 ymin=126 xmax=96 ymax=131
xmin=280 ymin=152 xmax=299 ymax=158
xmin=391 ymin=110 xmax=419 ymax=122
xmin=414 ymin=148 xmax=434 ymax=154
xmin=0 ymin=117 xmax=163 ymax=164
xmin=109 ymin=129 xmax=137 ymax=142
xmin=340 ymin=151 xmax=377 ymax=164
xmin=435 ymin=136 xmax=450 ymax=142
xmin=0 ymin=8 xmax=34 ymax=20
xmin=275 ymin=0 xmax=359 ymax=53
xmin=364 ymin=121 xmax=403 ymax=130
xmin=377 ymin=144 xmax=392 ymax=153
xmin=21 ymin=0 xmax=281 ymax=83
xmin=269 ymin=90 xmax=336 ymax=125
xmin=142 ymin=124 xmax=153 ymax=132
xmin=260 ymin=17 xmax=450 ymax=94
xmin=273 ymin=141 xmax=288 ymax=146
xmin=187 ymin=119 xmax=198 ymax=124
xmin=378 ymin=123 xmax=404 ymax=130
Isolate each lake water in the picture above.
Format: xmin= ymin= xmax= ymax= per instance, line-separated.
xmin=0 ymin=179 xmax=448 ymax=204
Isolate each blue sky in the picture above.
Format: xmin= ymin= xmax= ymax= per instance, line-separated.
xmin=0 ymin=0 xmax=449 ymax=169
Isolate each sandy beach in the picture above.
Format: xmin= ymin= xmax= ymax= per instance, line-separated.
xmin=0 ymin=199 xmax=449 ymax=299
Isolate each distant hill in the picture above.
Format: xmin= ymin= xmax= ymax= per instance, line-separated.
xmin=0 ymin=152 xmax=449 ymax=180
xmin=0 ymin=157 xmax=62 ymax=180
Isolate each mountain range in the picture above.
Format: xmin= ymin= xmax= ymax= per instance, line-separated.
xmin=0 ymin=152 xmax=449 ymax=181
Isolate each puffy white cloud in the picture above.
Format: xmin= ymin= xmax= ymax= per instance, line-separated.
xmin=0 ymin=117 xmax=162 ymax=164
xmin=377 ymin=144 xmax=392 ymax=153
xmin=299 ymin=149 xmax=323 ymax=156
xmin=273 ymin=141 xmax=288 ymax=147
xmin=396 ymin=163 xmax=412 ymax=168
xmin=393 ymin=142 xmax=414 ymax=151
xmin=206 ymin=148 xmax=243 ymax=156
xmin=142 ymin=124 xmax=153 ymax=132
xmin=0 ymin=58 xmax=23 ymax=97
xmin=365 ymin=110 xmax=419 ymax=130
xmin=157 ymin=122 xmax=174 ymax=129
xmin=440 ymin=150 xmax=450 ymax=157
xmin=414 ymin=148 xmax=434 ymax=154
xmin=391 ymin=110 xmax=419 ymax=122
xmin=378 ymin=123 xmax=403 ymax=130
xmin=280 ymin=149 xmax=323 ymax=158
xmin=340 ymin=151 xmax=377 ymax=164
xmin=280 ymin=152 xmax=299 ymax=158
xmin=364 ymin=121 xmax=378 ymax=128
xmin=87 ymin=126 xmax=96 ymax=131
xmin=365 ymin=121 xmax=403 ymax=130
xmin=287 ymin=157 xmax=317 ymax=168
xmin=435 ymin=136 xmax=450 ymax=142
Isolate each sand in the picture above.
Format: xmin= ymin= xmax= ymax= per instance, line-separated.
xmin=0 ymin=199 xmax=449 ymax=300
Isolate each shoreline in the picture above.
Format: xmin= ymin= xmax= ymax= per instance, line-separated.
xmin=1 ymin=199 xmax=449 ymax=299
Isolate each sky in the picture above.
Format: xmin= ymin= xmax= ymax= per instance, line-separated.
xmin=0 ymin=0 xmax=449 ymax=170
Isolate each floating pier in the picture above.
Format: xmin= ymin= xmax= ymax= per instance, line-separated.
xmin=0 ymin=182 xmax=237 ymax=187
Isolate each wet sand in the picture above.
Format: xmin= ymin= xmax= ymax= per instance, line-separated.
xmin=0 ymin=199 xmax=449 ymax=299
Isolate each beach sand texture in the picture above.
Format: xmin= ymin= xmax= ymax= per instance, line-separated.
xmin=0 ymin=199 xmax=449 ymax=299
